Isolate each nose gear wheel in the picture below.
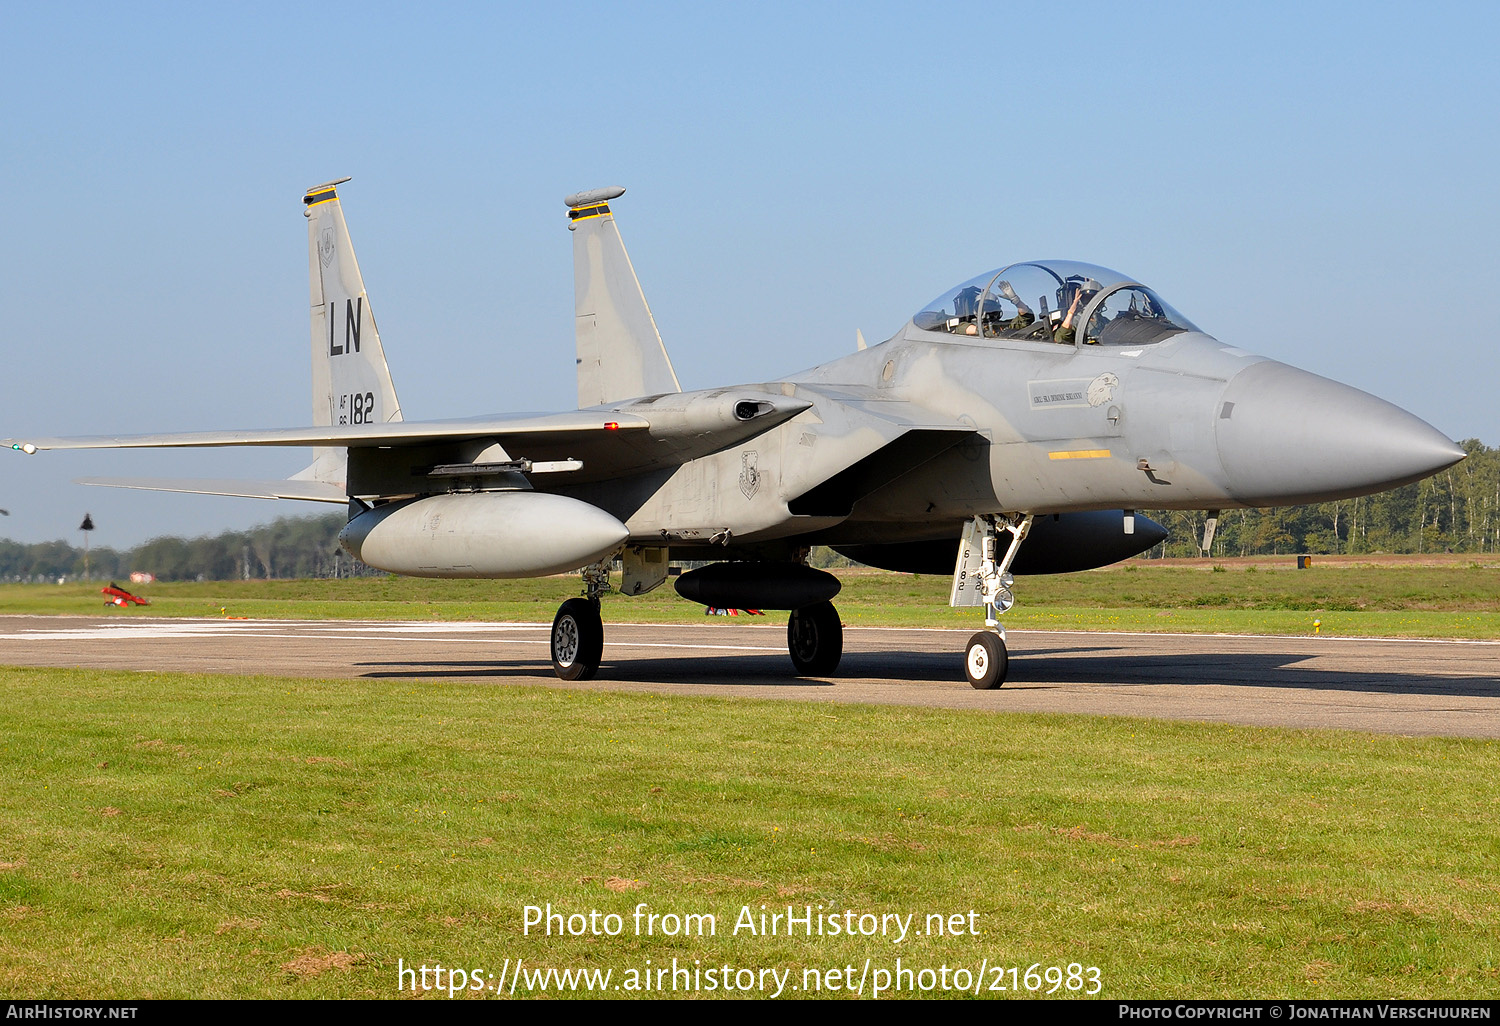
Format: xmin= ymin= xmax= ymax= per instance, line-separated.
xmin=964 ymin=631 xmax=1007 ymax=689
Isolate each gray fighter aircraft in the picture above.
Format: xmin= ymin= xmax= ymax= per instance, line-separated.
xmin=4 ymin=182 xmax=1466 ymax=687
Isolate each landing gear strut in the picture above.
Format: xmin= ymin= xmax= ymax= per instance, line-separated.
xmin=953 ymin=513 xmax=1032 ymax=689
xmin=788 ymin=600 xmax=842 ymax=676
xmin=550 ymin=558 xmax=612 ymax=680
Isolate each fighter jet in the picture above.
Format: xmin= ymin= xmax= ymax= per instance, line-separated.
xmin=4 ymin=182 xmax=1465 ymax=688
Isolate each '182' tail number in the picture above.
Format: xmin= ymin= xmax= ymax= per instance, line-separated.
xmin=339 ymin=392 xmax=376 ymax=425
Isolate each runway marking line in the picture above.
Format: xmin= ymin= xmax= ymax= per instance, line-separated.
xmin=0 ymin=617 xmax=1495 ymax=648
xmin=0 ymin=620 xmax=784 ymax=653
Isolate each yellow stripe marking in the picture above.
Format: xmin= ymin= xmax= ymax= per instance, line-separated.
xmin=1048 ymin=449 xmax=1112 ymax=460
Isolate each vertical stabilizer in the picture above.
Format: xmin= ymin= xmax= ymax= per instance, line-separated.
xmin=567 ymin=187 xmax=681 ymax=408
xmin=302 ymin=179 xmax=403 ymax=486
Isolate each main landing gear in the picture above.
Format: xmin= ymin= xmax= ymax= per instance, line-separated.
xmin=552 ymin=593 xmax=847 ymax=680
xmin=551 ymin=598 xmax=603 ymax=680
xmin=787 ymin=600 xmax=842 ymax=676
xmin=547 ymin=556 xmax=847 ymax=681
xmin=550 ymin=559 xmax=611 ymax=680
xmin=954 ymin=514 xmax=1032 ymax=690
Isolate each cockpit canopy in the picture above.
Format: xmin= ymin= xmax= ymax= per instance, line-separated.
xmin=913 ymin=260 xmax=1199 ymax=346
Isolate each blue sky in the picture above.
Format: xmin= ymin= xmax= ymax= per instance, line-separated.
xmin=1 ymin=1 xmax=1495 ymax=547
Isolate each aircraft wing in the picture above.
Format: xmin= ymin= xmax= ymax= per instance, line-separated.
xmin=2 ymin=411 xmax=650 ymax=451
xmin=6 ymin=392 xmax=814 ymax=497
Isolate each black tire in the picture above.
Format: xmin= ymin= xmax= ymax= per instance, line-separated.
xmin=551 ymin=598 xmax=603 ymax=681
xmin=787 ymin=601 xmax=843 ymax=676
xmin=964 ymin=632 xmax=1007 ymax=689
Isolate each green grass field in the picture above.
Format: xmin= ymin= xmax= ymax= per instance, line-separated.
xmin=1 ymin=666 xmax=1497 ymax=1000
xmin=2 ymin=558 xmax=1497 ymax=999
xmin=7 ymin=558 xmax=1499 ymax=638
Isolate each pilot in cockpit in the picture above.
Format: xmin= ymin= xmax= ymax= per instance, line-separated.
xmin=996 ymin=280 xmax=1034 ymax=332
xmin=1053 ymin=277 xmax=1102 ymax=344
xmin=953 ymin=285 xmax=983 ymax=335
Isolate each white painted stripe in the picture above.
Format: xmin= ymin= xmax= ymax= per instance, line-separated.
xmin=0 ymin=617 xmax=1494 ymax=648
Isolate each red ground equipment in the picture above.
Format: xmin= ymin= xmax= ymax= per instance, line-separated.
xmin=101 ymin=583 xmax=149 ymax=607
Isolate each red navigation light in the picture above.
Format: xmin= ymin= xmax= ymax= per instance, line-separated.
xmin=604 ymin=421 xmax=619 ymax=431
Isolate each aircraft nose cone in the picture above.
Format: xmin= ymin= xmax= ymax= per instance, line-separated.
xmin=1216 ymin=361 xmax=1465 ymax=505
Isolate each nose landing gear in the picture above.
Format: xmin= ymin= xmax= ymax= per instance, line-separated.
xmin=964 ymin=631 xmax=1007 ymax=689
xmin=952 ymin=513 xmax=1032 ymax=689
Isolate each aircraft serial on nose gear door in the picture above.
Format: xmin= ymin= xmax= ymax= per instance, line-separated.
xmin=4 ymin=182 xmax=1466 ymax=688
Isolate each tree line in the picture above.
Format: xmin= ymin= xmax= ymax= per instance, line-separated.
xmin=0 ymin=513 xmax=368 ymax=582
xmin=2 ymin=440 xmax=1494 ymax=581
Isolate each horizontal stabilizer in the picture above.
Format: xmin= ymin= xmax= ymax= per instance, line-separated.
xmin=76 ymin=477 xmax=347 ymax=504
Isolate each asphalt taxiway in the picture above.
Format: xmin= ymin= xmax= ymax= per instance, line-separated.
xmin=1 ymin=615 xmax=1496 ymax=737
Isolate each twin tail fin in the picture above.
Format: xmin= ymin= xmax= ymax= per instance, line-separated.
xmin=567 ymin=186 xmax=681 ymax=408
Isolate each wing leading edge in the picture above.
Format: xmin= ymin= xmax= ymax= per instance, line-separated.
xmin=8 ymin=390 xmax=814 ymax=499
xmin=3 ymin=411 xmax=650 ymax=452
xmin=74 ymin=477 xmax=349 ymax=504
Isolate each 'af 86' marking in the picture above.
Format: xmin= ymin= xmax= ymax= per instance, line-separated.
xmin=339 ymin=392 xmax=377 ymax=425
